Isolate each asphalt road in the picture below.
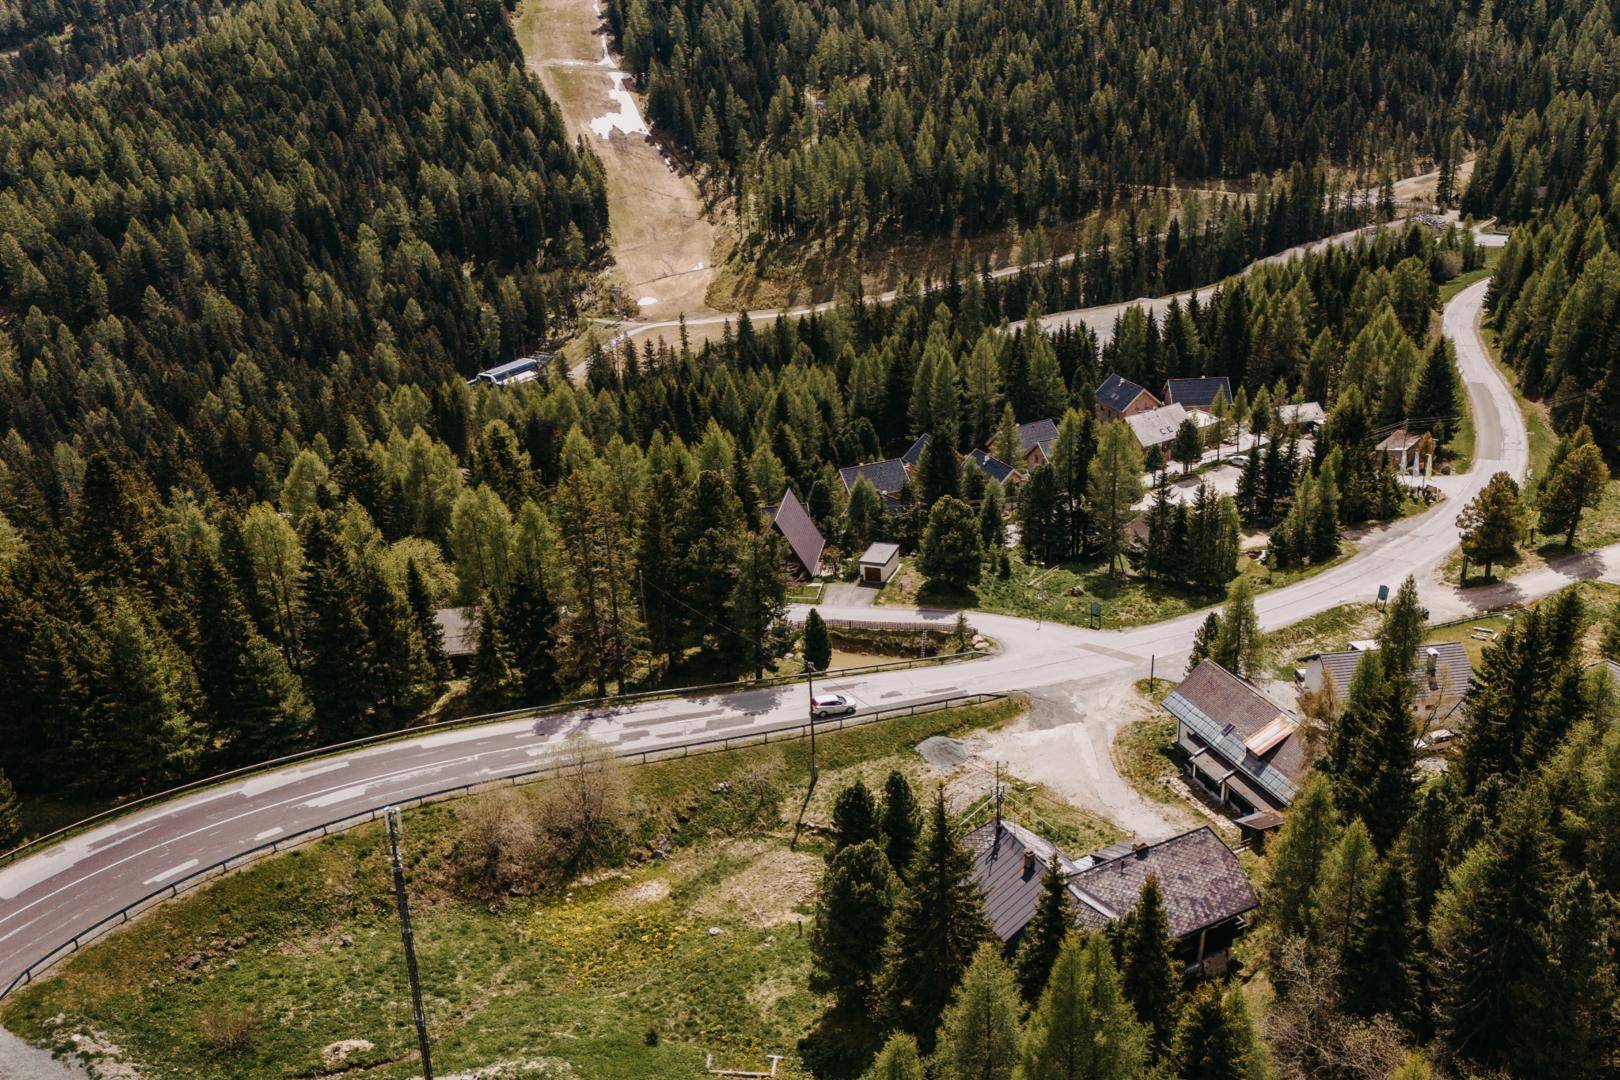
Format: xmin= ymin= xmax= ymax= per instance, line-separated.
xmin=0 ymin=275 xmax=1528 ymax=1006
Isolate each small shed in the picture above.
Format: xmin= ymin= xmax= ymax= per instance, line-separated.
xmin=1377 ymin=427 xmax=1428 ymax=471
xmin=858 ymin=542 xmax=902 ymax=584
xmin=433 ymin=606 xmax=478 ymax=672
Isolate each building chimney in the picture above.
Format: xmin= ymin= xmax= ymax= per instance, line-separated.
xmin=1023 ymin=848 xmax=1037 ymax=875
xmin=1426 ymin=646 xmax=1440 ymax=689
xmin=1132 ymin=840 xmax=1149 ymax=859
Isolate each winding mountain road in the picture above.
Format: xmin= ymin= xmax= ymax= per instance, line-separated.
xmin=0 ymin=273 xmax=1537 ymax=1012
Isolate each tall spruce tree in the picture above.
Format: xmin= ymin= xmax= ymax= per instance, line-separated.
xmin=809 ymin=839 xmax=896 ymax=1013
xmin=880 ymin=770 xmax=921 ymax=875
xmin=802 ymin=609 xmax=832 ymax=672
xmin=501 ymin=561 xmax=559 ymax=703
xmin=297 ymin=509 xmax=375 ymax=743
xmin=831 ymin=780 xmax=881 ymax=851
xmin=1016 ymin=852 xmax=1074 ymax=1002
xmin=1117 ymin=876 xmax=1179 ymax=1057
xmin=1340 ymin=860 xmax=1416 ymax=1025
xmin=879 ymin=788 xmax=990 ymax=1050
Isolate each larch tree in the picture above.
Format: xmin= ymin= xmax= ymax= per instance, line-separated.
xmin=863 ymin=1033 xmax=924 ymax=1080
xmin=1088 ymin=421 xmax=1145 ymax=578
xmin=1169 ymin=981 xmax=1266 ymax=1080
xmin=1022 ymin=933 xmax=1149 ymax=1080
xmin=934 ymin=942 xmax=1023 ymax=1080
xmin=1211 ymin=578 xmax=1266 ymax=679
xmin=1538 ymin=438 xmax=1609 ymax=549
xmin=727 ymin=529 xmax=791 ymax=679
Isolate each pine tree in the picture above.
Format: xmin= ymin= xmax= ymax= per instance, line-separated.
xmin=1015 ymin=853 xmax=1073 ymax=1002
xmin=919 ymin=496 xmax=982 ymax=590
xmin=1211 ymin=578 xmax=1266 ymax=678
xmin=1187 ymin=612 xmax=1221 ymax=674
xmin=298 ymin=509 xmax=375 ymax=742
xmin=1340 ymin=860 xmax=1416 ymax=1024
xmin=501 ymin=562 xmax=559 ymax=702
xmin=1409 ymin=339 xmax=1460 ymax=444
xmin=84 ymin=598 xmax=198 ymax=794
xmin=1431 ymin=789 xmax=1562 ymax=1074
xmin=810 ymin=839 xmax=896 ymax=1012
xmin=917 ymin=428 xmax=961 ymax=508
xmin=880 ymin=788 xmax=990 ymax=1050
xmin=935 ymin=942 xmax=1023 ymax=1080
xmin=469 ymin=600 xmax=513 ymax=701
xmin=1022 ymin=933 xmax=1148 ymax=1080
xmin=1457 ymin=471 xmax=1526 ymax=581
xmin=1117 ymin=876 xmax=1179 ymax=1057
xmin=0 ymin=770 xmax=20 ymax=848
xmin=1172 ymin=417 xmax=1202 ymax=473
xmin=1169 ymin=982 xmax=1266 ymax=1080
xmin=1374 ymin=575 xmax=1424 ymax=677
xmin=979 ymin=482 xmax=1007 ymax=549
xmin=803 ymin=609 xmax=832 ymax=672
xmin=404 ymin=559 xmax=449 ymax=685
xmin=831 ymin=780 xmax=881 ymax=850
xmin=729 ymin=530 xmax=791 ymax=679
xmin=863 ymin=1033 xmax=924 ymax=1080
xmin=880 ymin=770 xmax=921 ymax=876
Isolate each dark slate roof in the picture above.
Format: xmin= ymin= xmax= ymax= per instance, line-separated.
xmin=1017 ymin=418 xmax=1059 ymax=457
xmin=964 ymin=819 xmax=1095 ymax=942
xmin=1163 ymin=376 xmax=1231 ymax=409
xmin=1067 ymin=827 xmax=1258 ymax=939
xmin=838 ymin=458 xmax=909 ymax=496
xmin=964 ymin=820 xmax=1257 ymax=943
xmin=900 ymin=434 xmax=930 ymax=466
xmin=1308 ymin=641 xmax=1474 ymax=707
xmin=1097 ymin=373 xmax=1151 ymax=414
xmin=433 ymin=607 xmax=477 ymax=656
xmin=966 ymin=448 xmax=1019 ymax=485
xmin=767 ymin=487 xmax=825 ymax=577
xmin=1167 ymin=660 xmax=1304 ymax=804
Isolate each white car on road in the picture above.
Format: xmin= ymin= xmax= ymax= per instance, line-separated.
xmin=811 ymin=693 xmax=857 ymax=719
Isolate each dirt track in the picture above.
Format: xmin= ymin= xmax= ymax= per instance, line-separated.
xmin=515 ymin=0 xmax=718 ymax=323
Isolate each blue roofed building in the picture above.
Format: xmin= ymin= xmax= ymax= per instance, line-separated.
xmin=470 ymin=355 xmax=546 ymax=387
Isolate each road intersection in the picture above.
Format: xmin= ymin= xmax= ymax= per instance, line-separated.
xmin=0 ymin=274 xmax=1550 ymax=1002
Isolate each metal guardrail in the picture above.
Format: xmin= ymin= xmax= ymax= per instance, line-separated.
xmin=0 ymin=631 xmax=980 ymax=869
xmin=0 ymin=690 xmax=1008 ymax=1000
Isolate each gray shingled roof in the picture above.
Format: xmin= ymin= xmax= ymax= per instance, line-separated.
xmin=966 ymin=448 xmax=1019 ymax=485
xmin=1163 ymin=376 xmax=1231 ymax=410
xmin=838 ymin=457 xmax=909 ymax=496
xmin=1097 ymin=373 xmax=1151 ymax=414
xmin=1307 ymin=641 xmax=1474 ymax=709
xmin=859 ymin=542 xmax=901 ymax=565
xmin=900 ymin=434 xmax=930 ymax=466
xmin=767 ymin=487 xmax=825 ymax=578
xmin=964 ymin=820 xmax=1257 ymax=944
xmin=1066 ymin=827 xmax=1258 ymax=939
xmin=433 ymin=607 xmax=477 ymax=656
xmin=1124 ymin=402 xmax=1193 ymax=449
xmin=1017 ymin=418 xmax=1059 ymax=457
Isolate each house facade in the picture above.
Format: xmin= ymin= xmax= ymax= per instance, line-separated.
xmin=1096 ymin=374 xmax=1161 ymax=422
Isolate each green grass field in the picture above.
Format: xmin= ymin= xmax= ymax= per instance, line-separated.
xmin=876 ymin=547 xmax=1359 ymax=630
xmin=3 ymin=699 xmax=1029 ymax=1079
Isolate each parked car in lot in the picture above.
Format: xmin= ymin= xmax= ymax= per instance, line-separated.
xmin=811 ymin=693 xmax=857 ymax=719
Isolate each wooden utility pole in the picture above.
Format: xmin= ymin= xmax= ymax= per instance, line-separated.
xmin=386 ymin=807 xmax=433 ymax=1080
xmin=807 ymin=671 xmax=818 ymax=783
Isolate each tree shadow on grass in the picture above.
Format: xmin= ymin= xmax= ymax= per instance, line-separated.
xmin=796 ymin=1005 xmax=885 ymax=1079
xmin=912 ymin=580 xmax=980 ymax=609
